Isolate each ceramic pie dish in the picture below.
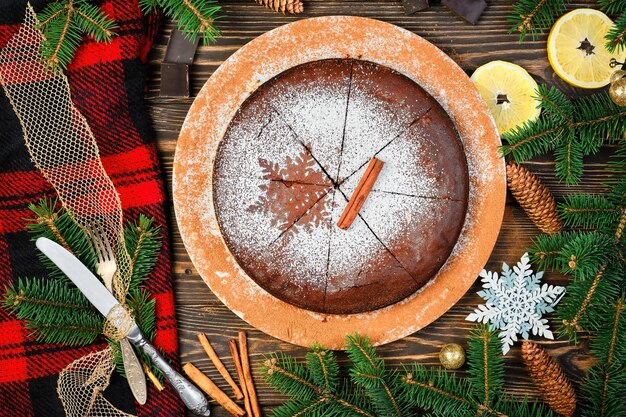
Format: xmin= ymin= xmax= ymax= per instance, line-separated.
xmin=173 ymin=16 xmax=505 ymax=349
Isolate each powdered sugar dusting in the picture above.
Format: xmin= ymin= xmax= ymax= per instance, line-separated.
xmin=213 ymin=59 xmax=469 ymax=312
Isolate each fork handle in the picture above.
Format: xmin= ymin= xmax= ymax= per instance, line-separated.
xmin=127 ymin=327 xmax=211 ymax=416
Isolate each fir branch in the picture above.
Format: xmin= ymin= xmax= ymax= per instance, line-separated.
xmin=467 ymin=325 xmax=503 ymax=407
xmin=559 ymin=194 xmax=622 ymax=230
xmin=508 ymin=0 xmax=569 ymax=41
xmin=500 ymin=117 xmax=566 ymax=164
xmin=599 ymin=0 xmax=626 ymax=14
xmin=605 ymin=12 xmax=626 ymax=53
xmin=3 ymin=277 xmax=103 ymax=345
xmin=156 ymin=0 xmax=221 ymax=45
xmin=306 ymin=344 xmax=339 ymax=393
xmin=559 ymin=232 xmax=615 ymax=277
xmin=38 ymin=0 xmax=117 ymax=71
xmin=346 ymin=334 xmax=405 ymax=417
xmin=580 ymin=365 xmax=626 ymax=417
xmin=261 ymin=353 xmax=376 ymax=417
xmin=400 ymin=365 xmax=475 ymax=416
xmin=554 ymin=130 xmax=583 ymax=185
xmin=529 ymin=231 xmax=615 ymax=275
xmin=501 ymin=87 xmax=626 ymax=183
xmin=26 ymin=199 xmax=97 ymax=285
xmin=74 ymin=2 xmax=117 ymax=42
xmin=580 ymin=296 xmax=626 ymax=417
xmin=27 ymin=321 xmax=101 ymax=345
xmin=124 ymin=214 xmax=161 ymax=291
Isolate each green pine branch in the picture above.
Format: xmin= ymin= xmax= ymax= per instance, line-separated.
xmin=26 ymin=199 xmax=97 ymax=285
xmin=559 ymin=194 xmax=623 ymax=231
xmin=604 ymin=7 xmax=626 ymax=53
xmin=346 ymin=334 xmax=407 ymax=417
xmin=265 ymin=328 xmax=552 ymax=417
xmin=3 ymin=277 xmax=102 ymax=345
xmin=261 ymin=351 xmax=377 ymax=417
xmin=599 ymin=0 xmax=626 ymax=14
xmin=579 ymin=296 xmax=626 ymax=417
xmin=399 ymin=325 xmax=555 ymax=417
xmin=125 ymin=214 xmax=161 ymax=291
xmin=38 ymin=0 xmax=117 ymax=71
xmin=306 ymin=344 xmax=339 ymax=393
xmin=500 ymin=85 xmax=626 ymax=185
xmin=508 ymin=0 xmax=569 ymax=41
xmin=148 ymin=0 xmax=221 ymax=45
xmin=466 ymin=325 xmax=503 ymax=407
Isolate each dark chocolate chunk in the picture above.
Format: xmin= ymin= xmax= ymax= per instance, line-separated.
xmin=164 ymin=29 xmax=199 ymax=65
xmin=442 ymin=0 xmax=487 ymax=25
xmin=401 ymin=0 xmax=429 ymax=15
xmin=160 ymin=62 xmax=189 ymax=98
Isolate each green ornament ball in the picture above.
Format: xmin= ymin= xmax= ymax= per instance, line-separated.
xmin=609 ymin=77 xmax=626 ymax=107
xmin=439 ymin=343 xmax=466 ymax=370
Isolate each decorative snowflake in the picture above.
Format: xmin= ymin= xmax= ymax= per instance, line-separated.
xmin=248 ymin=149 xmax=333 ymax=241
xmin=466 ymin=253 xmax=565 ymax=354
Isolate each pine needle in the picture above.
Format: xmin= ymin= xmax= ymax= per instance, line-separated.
xmin=501 ymin=86 xmax=626 ymax=184
xmin=508 ymin=0 xmax=569 ymax=41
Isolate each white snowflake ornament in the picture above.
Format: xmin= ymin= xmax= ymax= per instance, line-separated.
xmin=466 ymin=253 xmax=565 ymax=354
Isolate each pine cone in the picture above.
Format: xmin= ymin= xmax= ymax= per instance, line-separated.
xmin=255 ymin=0 xmax=304 ymax=14
xmin=521 ymin=341 xmax=577 ymax=417
xmin=507 ymin=161 xmax=563 ymax=234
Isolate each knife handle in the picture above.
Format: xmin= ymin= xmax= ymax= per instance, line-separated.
xmin=127 ymin=328 xmax=211 ymax=416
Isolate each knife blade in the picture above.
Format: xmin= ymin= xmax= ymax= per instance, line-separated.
xmin=36 ymin=237 xmax=211 ymax=416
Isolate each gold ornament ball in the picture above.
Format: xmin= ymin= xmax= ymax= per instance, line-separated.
xmin=610 ymin=69 xmax=626 ymax=84
xmin=609 ymin=77 xmax=626 ymax=107
xmin=439 ymin=343 xmax=466 ymax=370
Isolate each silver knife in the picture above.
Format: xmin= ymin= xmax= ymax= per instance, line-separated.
xmin=36 ymin=237 xmax=211 ymax=417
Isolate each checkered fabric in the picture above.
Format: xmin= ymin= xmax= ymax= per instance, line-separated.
xmin=0 ymin=1 xmax=184 ymax=416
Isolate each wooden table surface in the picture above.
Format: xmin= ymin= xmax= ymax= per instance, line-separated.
xmin=145 ymin=1 xmax=606 ymax=415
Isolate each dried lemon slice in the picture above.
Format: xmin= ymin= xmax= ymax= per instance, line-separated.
xmin=470 ymin=60 xmax=541 ymax=135
xmin=548 ymin=8 xmax=626 ymax=89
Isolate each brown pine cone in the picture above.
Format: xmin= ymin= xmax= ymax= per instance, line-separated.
xmin=521 ymin=341 xmax=577 ymax=417
xmin=507 ymin=161 xmax=563 ymax=234
xmin=255 ymin=0 xmax=304 ymax=14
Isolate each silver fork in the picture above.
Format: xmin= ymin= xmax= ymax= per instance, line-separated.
xmin=87 ymin=221 xmax=148 ymax=405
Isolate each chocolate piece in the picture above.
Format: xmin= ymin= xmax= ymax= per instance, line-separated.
xmin=213 ymin=59 xmax=468 ymax=314
xmin=159 ymin=62 xmax=189 ymax=98
xmin=401 ymin=0 xmax=429 ymax=15
xmin=442 ymin=0 xmax=487 ymax=25
xmin=164 ymin=29 xmax=199 ymax=65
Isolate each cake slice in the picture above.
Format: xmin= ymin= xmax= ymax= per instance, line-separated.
xmin=336 ymin=60 xmax=435 ymax=182
xmin=324 ymin=191 xmax=419 ymax=313
xmin=336 ymin=182 xmax=467 ymax=286
xmin=242 ymin=191 xmax=336 ymax=312
xmin=252 ymin=59 xmax=352 ymax=182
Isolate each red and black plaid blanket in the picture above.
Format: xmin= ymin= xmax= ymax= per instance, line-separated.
xmin=0 ymin=1 xmax=184 ymax=416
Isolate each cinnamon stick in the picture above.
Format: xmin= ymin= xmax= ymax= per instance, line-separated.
xmin=229 ymin=339 xmax=253 ymax=417
xmin=337 ymin=157 xmax=384 ymax=229
xmin=197 ymin=333 xmax=244 ymax=400
xmin=142 ymin=362 xmax=164 ymax=392
xmin=238 ymin=331 xmax=261 ymax=417
xmin=183 ymin=362 xmax=245 ymax=417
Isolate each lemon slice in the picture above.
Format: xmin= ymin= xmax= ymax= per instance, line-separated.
xmin=470 ymin=60 xmax=541 ymax=135
xmin=548 ymin=8 xmax=626 ymax=89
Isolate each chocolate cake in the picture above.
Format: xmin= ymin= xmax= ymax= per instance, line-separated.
xmin=213 ymin=59 xmax=469 ymax=314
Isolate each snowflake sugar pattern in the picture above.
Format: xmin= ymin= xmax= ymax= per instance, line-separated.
xmin=466 ymin=253 xmax=565 ymax=354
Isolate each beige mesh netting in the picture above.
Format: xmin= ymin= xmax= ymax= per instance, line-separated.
xmin=0 ymin=5 xmax=136 ymax=417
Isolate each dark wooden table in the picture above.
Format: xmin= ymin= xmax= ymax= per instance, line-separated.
xmin=146 ymin=1 xmax=605 ymax=415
